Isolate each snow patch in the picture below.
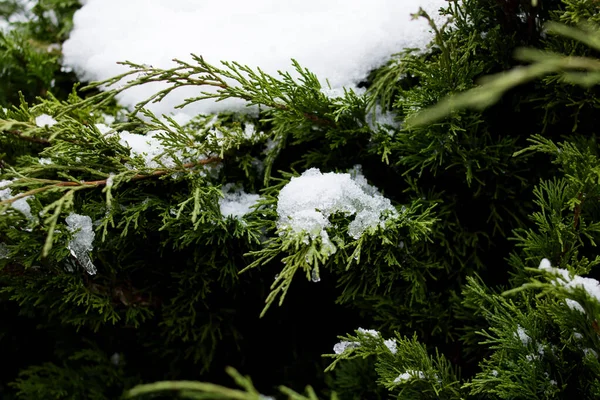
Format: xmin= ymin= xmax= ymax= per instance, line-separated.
xmin=219 ymin=184 xmax=260 ymax=219
xmin=35 ymin=114 xmax=58 ymax=127
xmin=62 ymin=0 xmax=447 ymax=117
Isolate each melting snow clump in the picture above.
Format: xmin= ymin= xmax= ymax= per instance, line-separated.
xmin=333 ymin=340 xmax=360 ymax=355
xmin=276 ymin=167 xmax=397 ymax=243
xmin=219 ymin=184 xmax=260 ymax=219
xmin=65 ymin=213 xmax=97 ymax=275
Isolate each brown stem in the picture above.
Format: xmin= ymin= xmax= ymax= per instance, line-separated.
xmin=573 ymin=191 xmax=584 ymax=229
xmin=4 ymin=129 xmax=51 ymax=145
xmin=0 ymin=156 xmax=222 ymax=205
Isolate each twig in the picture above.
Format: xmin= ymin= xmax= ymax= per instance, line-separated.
xmin=0 ymin=156 xmax=222 ymax=205
xmin=4 ymin=129 xmax=51 ymax=145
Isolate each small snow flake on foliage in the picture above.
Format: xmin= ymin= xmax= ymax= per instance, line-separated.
xmin=110 ymin=353 xmax=120 ymax=366
xmin=310 ymin=268 xmax=321 ymax=282
xmin=357 ymin=328 xmax=380 ymax=337
xmin=583 ymin=348 xmax=598 ymax=359
xmin=65 ymin=213 xmax=97 ymax=275
xmin=565 ymin=299 xmax=585 ymax=313
xmin=0 ymin=242 xmax=9 ymax=259
xmin=218 ymin=184 xmax=260 ymax=220
xmin=333 ymin=340 xmax=360 ymax=355
xmin=38 ymin=157 xmax=52 ymax=165
xmin=384 ymin=338 xmax=398 ymax=354
xmin=393 ymin=370 xmax=426 ymax=384
xmin=276 ymin=167 xmax=397 ymax=241
xmin=515 ymin=325 xmax=531 ymax=346
xmin=0 ymin=180 xmax=33 ymax=220
xmin=243 ymin=122 xmax=256 ymax=139
xmin=105 ymin=174 xmax=115 ymax=190
xmin=35 ymin=114 xmax=58 ymax=127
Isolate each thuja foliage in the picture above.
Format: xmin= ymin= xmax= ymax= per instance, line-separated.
xmin=2 ymin=0 xmax=600 ymax=399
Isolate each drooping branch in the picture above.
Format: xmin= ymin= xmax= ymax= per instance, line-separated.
xmin=0 ymin=156 xmax=222 ymax=206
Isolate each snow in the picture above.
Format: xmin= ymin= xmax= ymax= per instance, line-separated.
xmin=583 ymin=348 xmax=598 ymax=358
xmin=35 ymin=114 xmax=58 ymax=127
xmin=0 ymin=179 xmax=33 ymax=220
xmin=357 ymin=328 xmax=380 ymax=337
xmin=539 ymin=258 xmax=600 ymax=306
xmin=310 ymin=269 xmax=321 ymax=282
xmin=516 ymin=325 xmax=531 ymax=345
xmin=0 ymin=0 xmax=36 ymax=31
xmin=0 ymin=242 xmax=8 ymax=259
xmin=393 ymin=370 xmax=425 ymax=383
xmin=110 ymin=352 xmax=120 ymax=366
xmin=105 ymin=173 xmax=115 ymax=189
xmin=366 ymin=105 xmax=401 ymax=135
xmin=95 ymin=123 xmax=113 ymax=136
xmin=218 ymin=184 xmax=260 ymax=219
xmin=539 ymin=258 xmax=552 ymax=270
xmin=65 ymin=213 xmax=97 ymax=275
xmin=333 ymin=340 xmax=359 ymax=355
xmin=118 ymin=131 xmax=167 ymax=169
xmin=276 ymin=167 xmax=397 ymax=241
xmin=384 ymin=338 xmax=397 ymax=354
xmin=62 ymin=0 xmax=447 ymax=117
xmin=39 ymin=157 xmax=52 ymax=165
xmin=565 ymin=298 xmax=585 ymax=313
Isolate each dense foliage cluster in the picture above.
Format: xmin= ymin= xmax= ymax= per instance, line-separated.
xmin=1 ymin=0 xmax=600 ymax=399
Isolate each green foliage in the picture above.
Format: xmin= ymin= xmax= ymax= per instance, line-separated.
xmin=11 ymin=346 xmax=136 ymax=400
xmin=3 ymin=0 xmax=600 ymax=399
xmin=0 ymin=0 xmax=81 ymax=106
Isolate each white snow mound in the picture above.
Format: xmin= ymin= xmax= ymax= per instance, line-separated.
xmin=276 ymin=167 xmax=396 ymax=240
xmin=62 ymin=0 xmax=447 ymax=116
